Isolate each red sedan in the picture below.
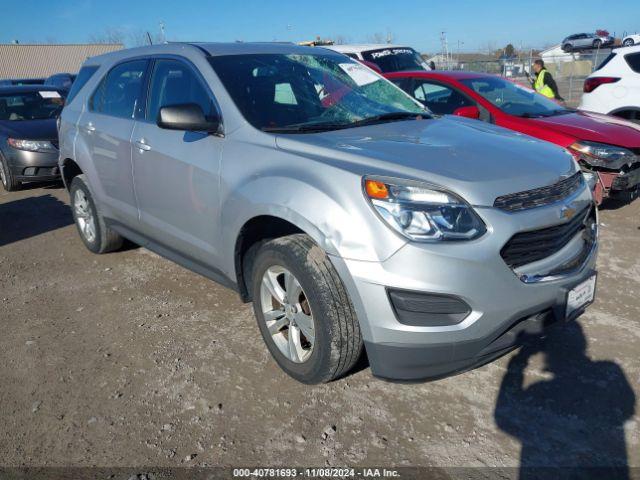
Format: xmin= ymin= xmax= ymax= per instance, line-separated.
xmin=385 ymin=70 xmax=640 ymax=203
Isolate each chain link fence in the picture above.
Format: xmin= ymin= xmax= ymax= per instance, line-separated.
xmin=431 ymin=49 xmax=614 ymax=107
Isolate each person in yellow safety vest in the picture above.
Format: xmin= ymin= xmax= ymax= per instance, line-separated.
xmin=529 ymin=59 xmax=564 ymax=101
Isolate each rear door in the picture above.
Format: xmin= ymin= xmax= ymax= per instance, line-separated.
xmin=131 ymin=57 xmax=224 ymax=266
xmin=77 ymin=59 xmax=148 ymax=224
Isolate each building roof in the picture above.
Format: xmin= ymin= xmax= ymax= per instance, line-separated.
xmin=0 ymin=43 xmax=123 ymax=79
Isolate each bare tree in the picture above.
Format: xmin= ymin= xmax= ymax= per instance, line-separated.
xmin=367 ymin=32 xmax=386 ymax=44
xmin=333 ymin=35 xmax=351 ymax=45
xmin=88 ymin=27 xmax=126 ymax=45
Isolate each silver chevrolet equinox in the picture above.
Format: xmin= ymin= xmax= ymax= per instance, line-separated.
xmin=58 ymin=43 xmax=598 ymax=384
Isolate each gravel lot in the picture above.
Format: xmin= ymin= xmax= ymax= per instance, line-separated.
xmin=1 ymin=183 xmax=639 ymax=476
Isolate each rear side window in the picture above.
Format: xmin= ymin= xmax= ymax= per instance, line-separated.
xmin=66 ymin=66 xmax=98 ymax=104
xmin=146 ymin=59 xmax=215 ymax=122
xmin=90 ymin=60 xmax=147 ymax=119
xmin=595 ymin=53 xmax=616 ymax=71
xmin=625 ymin=53 xmax=640 ymax=73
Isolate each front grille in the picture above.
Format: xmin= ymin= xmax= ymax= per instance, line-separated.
xmin=501 ymin=206 xmax=593 ymax=269
xmin=494 ymin=172 xmax=584 ymax=212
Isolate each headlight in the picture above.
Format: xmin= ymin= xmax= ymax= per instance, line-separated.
xmin=569 ymin=141 xmax=637 ymax=170
xmin=7 ymin=138 xmax=57 ymax=153
xmin=364 ymin=177 xmax=486 ymax=242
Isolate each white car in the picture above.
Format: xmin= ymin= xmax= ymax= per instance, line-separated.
xmin=579 ymin=45 xmax=640 ymax=122
xmin=323 ymin=44 xmax=432 ymax=73
xmin=622 ymin=33 xmax=640 ymax=47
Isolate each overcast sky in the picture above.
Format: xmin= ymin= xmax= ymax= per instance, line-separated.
xmin=3 ymin=0 xmax=639 ymax=52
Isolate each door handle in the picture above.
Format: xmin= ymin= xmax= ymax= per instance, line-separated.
xmin=83 ymin=122 xmax=95 ymax=133
xmin=134 ymin=139 xmax=152 ymax=151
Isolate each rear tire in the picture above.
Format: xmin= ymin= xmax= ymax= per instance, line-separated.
xmin=593 ymin=39 xmax=602 ymax=49
xmin=250 ymin=234 xmax=362 ymax=384
xmin=623 ymin=38 xmax=634 ymax=47
xmin=70 ymin=175 xmax=123 ymax=254
xmin=563 ymin=43 xmax=573 ymax=53
xmin=0 ymin=155 xmax=20 ymax=192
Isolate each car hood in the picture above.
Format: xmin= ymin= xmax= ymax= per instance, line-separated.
xmin=528 ymin=111 xmax=640 ymax=148
xmin=274 ymin=116 xmax=577 ymax=207
xmin=0 ymin=119 xmax=58 ymax=141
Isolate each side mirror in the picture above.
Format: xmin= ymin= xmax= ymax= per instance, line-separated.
xmin=157 ymin=103 xmax=220 ymax=133
xmin=453 ymin=105 xmax=480 ymax=119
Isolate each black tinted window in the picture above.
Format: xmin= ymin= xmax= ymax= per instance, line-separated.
xmin=412 ymin=80 xmax=472 ymax=114
xmin=625 ymin=53 xmax=640 ymax=73
xmin=361 ymin=48 xmax=428 ymax=73
xmin=595 ymin=53 xmax=616 ymax=71
xmin=90 ymin=60 xmax=147 ymax=118
xmin=146 ymin=59 xmax=214 ymax=122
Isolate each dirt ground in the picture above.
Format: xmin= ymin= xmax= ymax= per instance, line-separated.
xmin=1 ymin=183 xmax=639 ymax=476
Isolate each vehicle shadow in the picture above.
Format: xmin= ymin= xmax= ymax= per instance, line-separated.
xmin=0 ymin=194 xmax=74 ymax=247
xmin=494 ymin=321 xmax=635 ymax=479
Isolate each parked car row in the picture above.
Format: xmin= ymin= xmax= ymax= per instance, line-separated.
xmin=43 ymin=42 xmax=601 ymax=384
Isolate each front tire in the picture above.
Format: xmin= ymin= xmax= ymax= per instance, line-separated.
xmin=563 ymin=43 xmax=573 ymax=53
xmin=593 ymin=39 xmax=602 ymax=49
xmin=0 ymin=155 xmax=20 ymax=192
xmin=70 ymin=175 xmax=123 ymax=254
xmin=250 ymin=234 xmax=362 ymax=384
xmin=623 ymin=39 xmax=634 ymax=47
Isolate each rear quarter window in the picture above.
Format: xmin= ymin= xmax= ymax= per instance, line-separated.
xmin=66 ymin=66 xmax=99 ymax=104
xmin=625 ymin=53 xmax=640 ymax=73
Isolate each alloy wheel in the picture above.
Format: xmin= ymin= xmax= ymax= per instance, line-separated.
xmin=74 ymin=189 xmax=97 ymax=243
xmin=260 ymin=265 xmax=315 ymax=363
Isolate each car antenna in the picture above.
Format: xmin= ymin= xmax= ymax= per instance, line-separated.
xmin=146 ymin=32 xmax=153 ymax=45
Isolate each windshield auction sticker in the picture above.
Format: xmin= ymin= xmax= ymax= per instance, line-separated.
xmin=339 ymin=63 xmax=379 ymax=86
xmin=38 ymin=91 xmax=62 ymax=98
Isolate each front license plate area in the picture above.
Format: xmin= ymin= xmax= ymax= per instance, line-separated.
xmin=566 ymin=275 xmax=596 ymax=318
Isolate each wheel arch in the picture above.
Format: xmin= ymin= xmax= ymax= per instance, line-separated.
xmin=60 ymin=158 xmax=83 ymax=190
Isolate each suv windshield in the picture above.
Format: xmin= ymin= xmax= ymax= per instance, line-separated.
xmin=0 ymin=91 xmax=64 ymax=121
xmin=208 ymin=53 xmax=425 ymax=132
xmin=361 ymin=47 xmax=428 ymax=73
xmin=460 ymin=77 xmax=569 ymax=117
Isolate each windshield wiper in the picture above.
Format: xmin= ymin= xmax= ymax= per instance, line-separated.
xmin=349 ymin=111 xmax=428 ymax=127
xmin=519 ymin=108 xmax=575 ymax=119
xmin=262 ymin=123 xmax=349 ymax=133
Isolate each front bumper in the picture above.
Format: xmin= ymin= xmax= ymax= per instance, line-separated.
xmin=3 ymin=147 xmax=60 ymax=182
xmin=333 ymin=188 xmax=597 ymax=381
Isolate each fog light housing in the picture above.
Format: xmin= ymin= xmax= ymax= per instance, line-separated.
xmin=23 ymin=167 xmax=37 ymax=176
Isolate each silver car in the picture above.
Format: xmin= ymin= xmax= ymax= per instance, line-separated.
xmin=58 ymin=43 xmax=598 ymax=384
xmin=562 ymin=33 xmax=614 ymax=52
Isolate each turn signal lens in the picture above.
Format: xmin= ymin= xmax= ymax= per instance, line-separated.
xmin=365 ymin=179 xmax=389 ymax=199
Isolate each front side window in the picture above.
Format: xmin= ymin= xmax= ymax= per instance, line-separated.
xmin=460 ymin=76 xmax=568 ymax=117
xmin=208 ymin=53 xmax=425 ymax=132
xmin=90 ymin=60 xmax=147 ymax=119
xmin=0 ymin=91 xmax=64 ymax=121
xmin=412 ymin=80 xmax=473 ymax=114
xmin=146 ymin=59 xmax=216 ymax=122
xmin=361 ymin=47 xmax=428 ymax=73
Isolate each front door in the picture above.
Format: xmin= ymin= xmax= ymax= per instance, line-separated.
xmin=131 ymin=58 xmax=224 ymax=267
